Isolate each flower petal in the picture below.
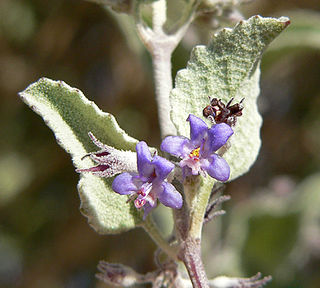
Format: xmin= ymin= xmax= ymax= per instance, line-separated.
xmin=158 ymin=182 xmax=183 ymax=209
xmin=202 ymin=154 xmax=230 ymax=182
xmin=136 ymin=141 xmax=154 ymax=177
xmin=142 ymin=201 xmax=157 ymax=220
xmin=187 ymin=114 xmax=208 ymax=144
xmin=182 ymin=166 xmax=193 ymax=179
xmin=206 ymin=123 xmax=234 ymax=152
xmin=160 ymin=136 xmax=190 ymax=158
xmin=152 ymin=155 xmax=174 ymax=181
xmin=112 ymin=172 xmax=139 ymax=195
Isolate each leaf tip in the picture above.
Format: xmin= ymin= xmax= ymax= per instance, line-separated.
xmin=283 ymin=19 xmax=291 ymax=28
xmin=277 ymin=16 xmax=291 ymax=28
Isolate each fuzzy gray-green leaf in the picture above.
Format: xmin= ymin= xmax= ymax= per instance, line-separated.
xmin=19 ymin=78 xmax=142 ymax=234
xmin=170 ymin=16 xmax=290 ymax=181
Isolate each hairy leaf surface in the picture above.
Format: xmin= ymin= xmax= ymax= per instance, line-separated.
xmin=20 ymin=78 xmax=142 ymax=234
xmin=170 ymin=16 xmax=290 ymax=180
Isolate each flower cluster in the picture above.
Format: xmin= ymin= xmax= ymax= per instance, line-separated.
xmin=78 ymin=114 xmax=233 ymax=218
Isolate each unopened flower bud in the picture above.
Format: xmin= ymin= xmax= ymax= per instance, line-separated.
xmin=96 ymin=261 xmax=143 ymax=287
xmin=76 ymin=132 xmax=137 ymax=177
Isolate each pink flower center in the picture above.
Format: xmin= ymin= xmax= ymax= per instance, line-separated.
xmin=134 ymin=198 xmax=146 ymax=208
xmin=180 ymin=147 xmax=202 ymax=175
xmin=134 ymin=182 xmax=153 ymax=209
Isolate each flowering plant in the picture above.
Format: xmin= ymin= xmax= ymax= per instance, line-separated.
xmin=19 ymin=1 xmax=290 ymax=287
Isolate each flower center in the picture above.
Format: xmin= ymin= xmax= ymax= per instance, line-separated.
xmin=179 ymin=146 xmax=202 ymax=175
xmin=189 ymin=147 xmax=200 ymax=160
xmin=134 ymin=182 xmax=153 ymax=209
xmin=134 ymin=198 xmax=146 ymax=208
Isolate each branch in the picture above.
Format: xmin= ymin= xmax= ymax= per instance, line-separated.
xmin=134 ymin=0 xmax=201 ymax=137
xmin=179 ymin=237 xmax=210 ymax=288
xmin=142 ymin=217 xmax=178 ymax=261
xmin=209 ymin=273 xmax=272 ymax=288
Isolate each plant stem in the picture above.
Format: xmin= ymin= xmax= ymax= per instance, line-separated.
xmin=179 ymin=237 xmax=210 ymax=288
xmin=135 ymin=0 xmax=199 ymax=137
xmin=152 ymin=0 xmax=167 ymax=34
xmin=142 ymin=217 xmax=178 ymax=261
xmin=152 ymin=47 xmax=176 ymax=137
xmin=183 ymin=177 xmax=214 ymax=240
xmin=174 ymin=179 xmax=213 ymax=288
xmin=188 ymin=180 xmax=213 ymax=239
xmin=151 ymin=0 xmax=177 ymax=137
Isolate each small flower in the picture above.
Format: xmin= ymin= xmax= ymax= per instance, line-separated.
xmin=112 ymin=141 xmax=182 ymax=219
xmin=160 ymin=114 xmax=233 ymax=181
xmin=76 ymin=132 xmax=137 ymax=177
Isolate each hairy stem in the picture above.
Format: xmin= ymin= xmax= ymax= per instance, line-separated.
xmin=175 ymin=179 xmax=214 ymax=288
xmin=142 ymin=217 xmax=178 ymax=261
xmin=152 ymin=48 xmax=176 ymax=137
xmin=152 ymin=0 xmax=167 ymax=34
xmin=135 ymin=0 xmax=199 ymax=137
xmin=150 ymin=0 xmax=177 ymax=137
xmin=179 ymin=238 xmax=209 ymax=288
xmin=189 ymin=179 xmax=214 ymax=239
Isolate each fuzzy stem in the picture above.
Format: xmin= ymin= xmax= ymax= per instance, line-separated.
xmin=135 ymin=0 xmax=199 ymax=137
xmin=142 ymin=217 xmax=178 ymax=261
xmin=179 ymin=238 xmax=210 ymax=288
xmin=152 ymin=48 xmax=176 ymax=137
xmin=150 ymin=0 xmax=177 ymax=137
xmin=152 ymin=0 xmax=167 ymax=34
xmin=175 ymin=179 xmax=214 ymax=288
xmin=185 ymin=178 xmax=215 ymax=239
xmin=188 ymin=183 xmax=212 ymax=239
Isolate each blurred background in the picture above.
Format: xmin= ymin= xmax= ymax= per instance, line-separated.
xmin=0 ymin=0 xmax=320 ymax=287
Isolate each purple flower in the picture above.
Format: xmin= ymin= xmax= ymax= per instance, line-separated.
xmin=112 ymin=141 xmax=183 ymax=219
xmin=161 ymin=114 xmax=233 ymax=181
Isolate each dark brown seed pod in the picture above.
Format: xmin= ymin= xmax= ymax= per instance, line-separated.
xmin=203 ymin=97 xmax=244 ymax=126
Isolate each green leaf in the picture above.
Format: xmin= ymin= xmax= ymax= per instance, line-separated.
xmin=19 ymin=78 xmax=142 ymax=234
xmin=169 ymin=16 xmax=290 ymax=181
